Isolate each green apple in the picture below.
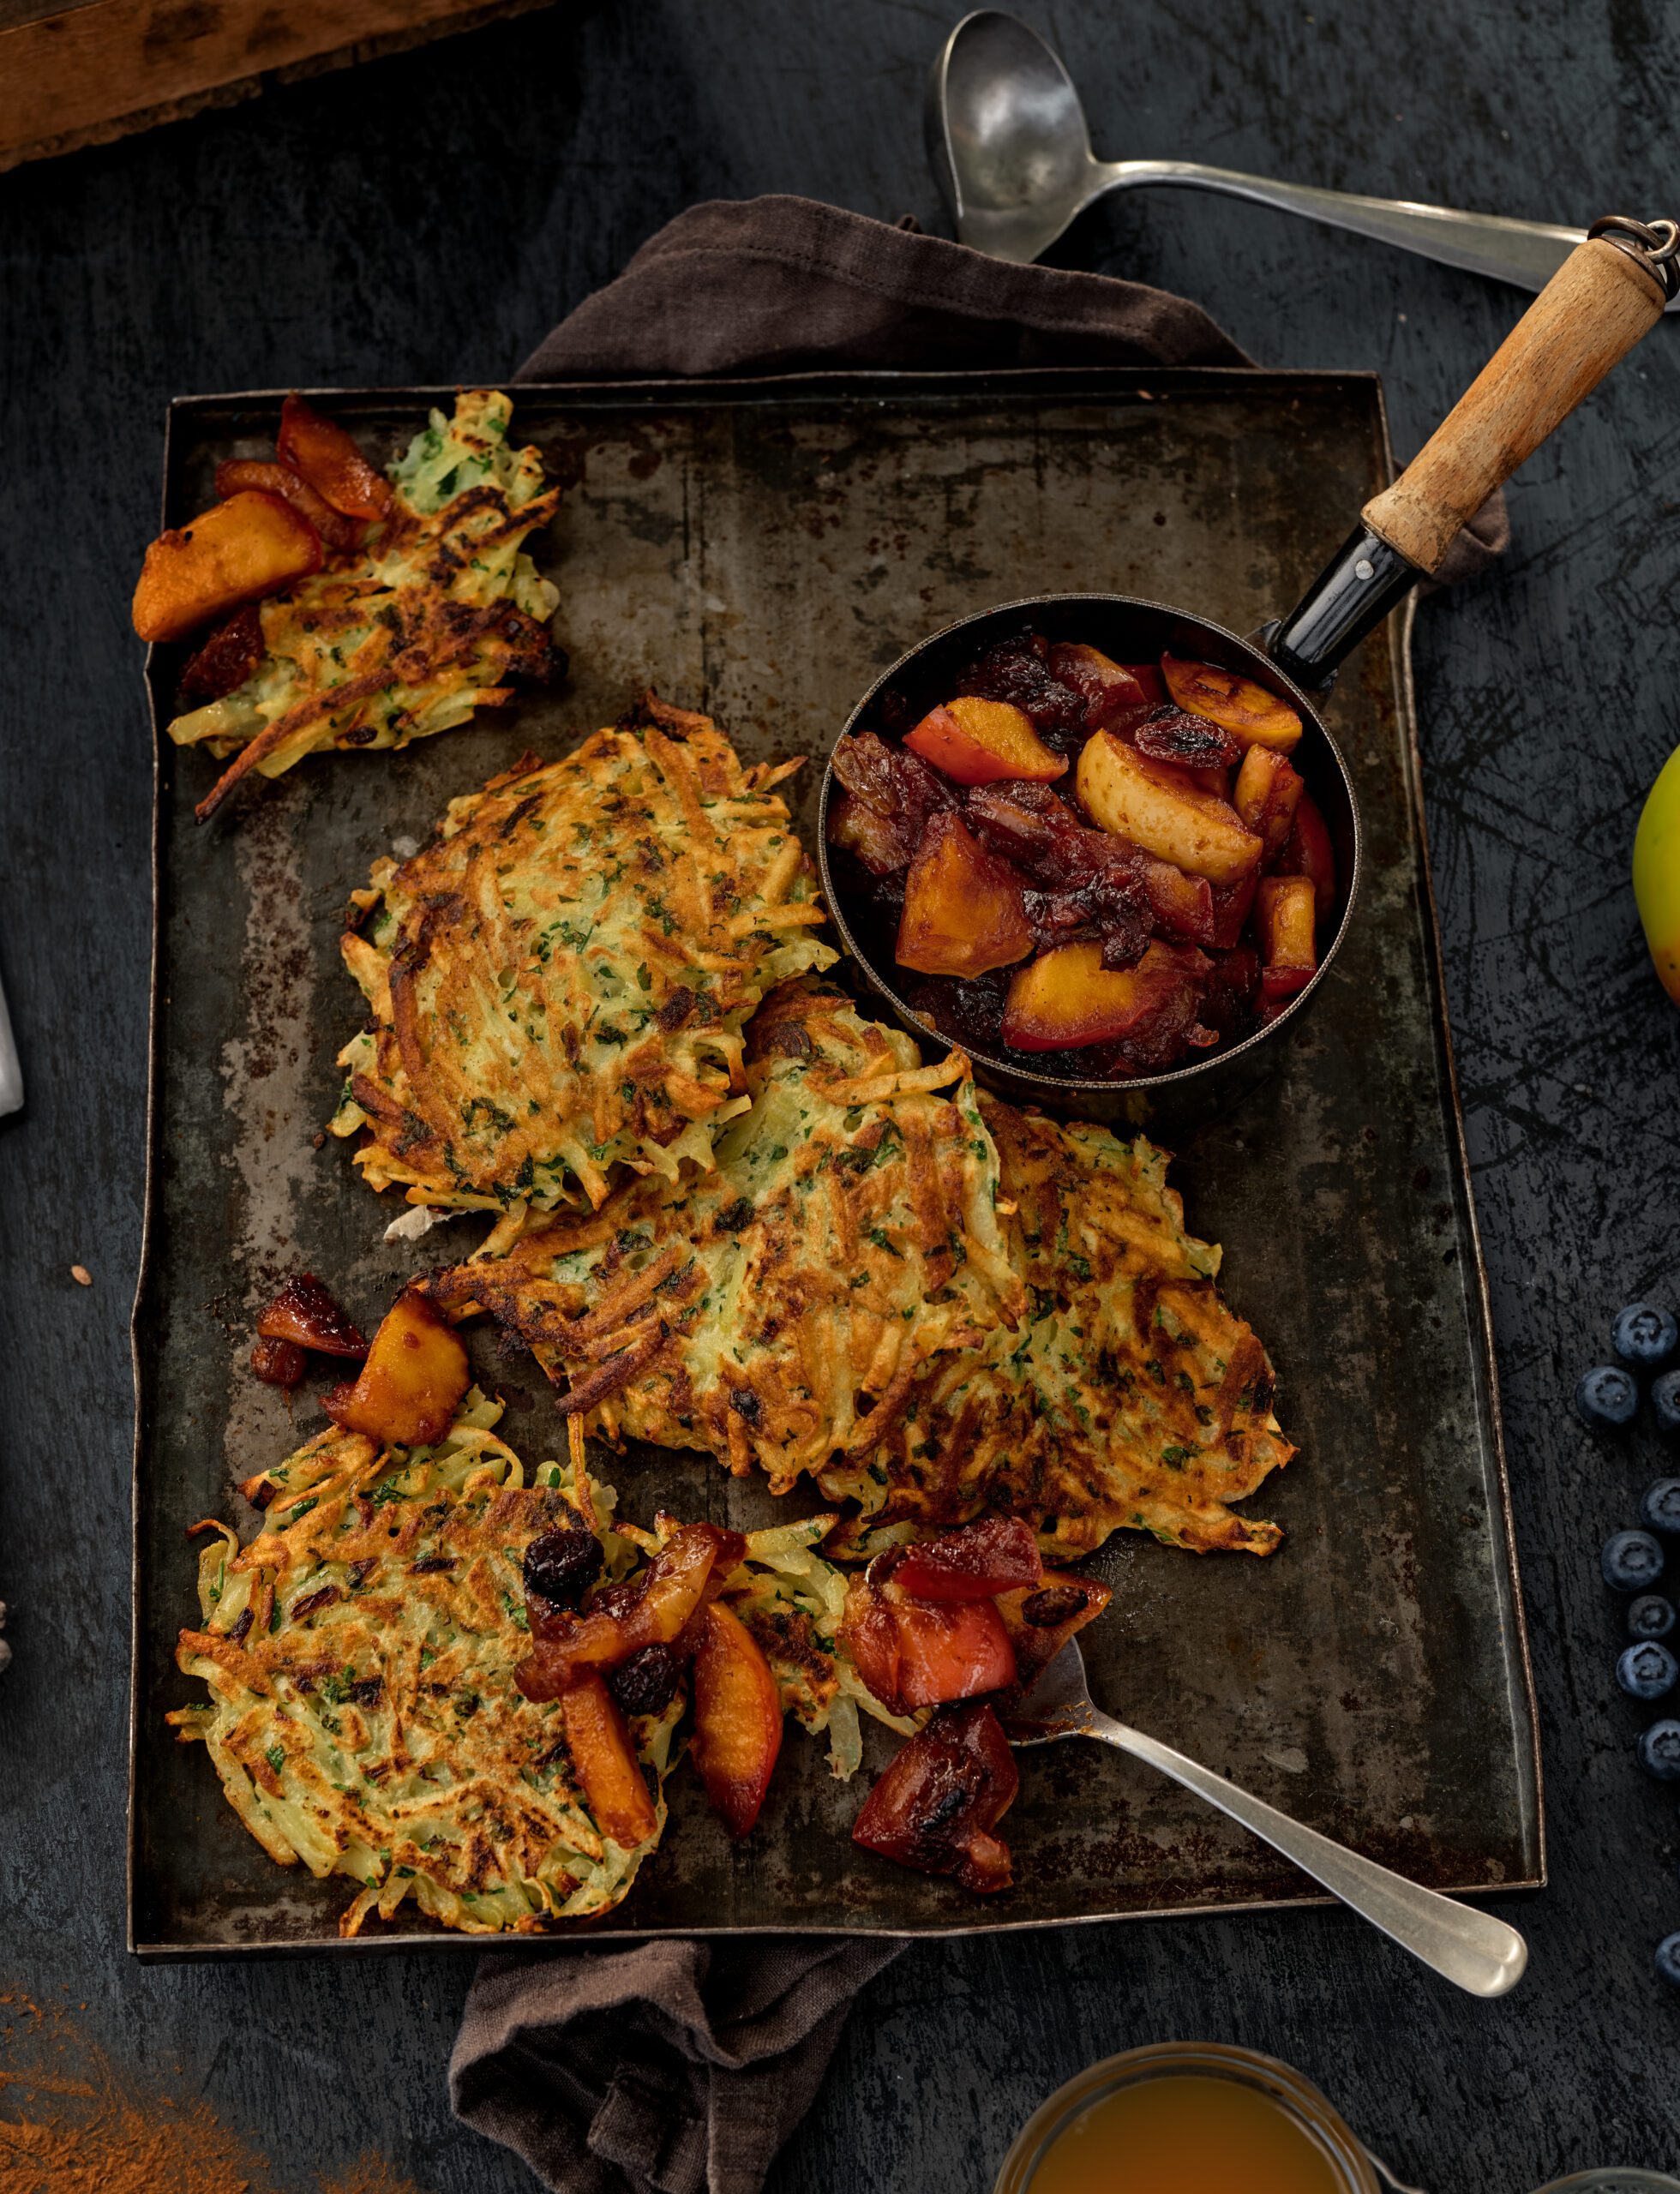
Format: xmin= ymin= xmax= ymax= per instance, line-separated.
xmin=1634 ymin=744 xmax=1680 ymax=1008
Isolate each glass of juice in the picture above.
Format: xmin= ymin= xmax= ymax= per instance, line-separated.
xmin=993 ymin=2042 xmax=1394 ymax=2194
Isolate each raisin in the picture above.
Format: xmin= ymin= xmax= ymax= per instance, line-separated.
xmin=522 ymin=1525 xmax=602 ymax=1611
xmin=609 ymin=1643 xmax=681 ymax=1717
xmin=1023 ymin=1586 xmax=1089 ymax=1628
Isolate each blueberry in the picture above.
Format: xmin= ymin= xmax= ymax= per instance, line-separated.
xmin=1603 ymin=1529 xmax=1665 ymax=1592
xmin=1629 ymin=1594 xmax=1677 ymax=1640
xmin=1656 ymin=1370 xmax=1680 ymax=1436
xmin=1575 ymin=1365 xmax=1640 ymax=1428
xmin=1614 ymin=1303 xmax=1679 ymax=1369
xmin=1643 ymin=1480 xmax=1680 ymax=1537
xmin=1617 ymin=1641 xmax=1679 ymax=1700
xmin=1658 ymin=1932 xmax=1680 ymax=1988
xmin=1638 ymin=1719 xmax=1680 ymax=1780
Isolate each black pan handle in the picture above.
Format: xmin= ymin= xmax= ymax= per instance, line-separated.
xmin=1265 ymin=213 xmax=1677 ymax=692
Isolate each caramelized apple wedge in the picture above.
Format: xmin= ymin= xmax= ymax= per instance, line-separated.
xmin=258 ymin=1274 xmax=368 ymax=1358
xmin=894 ymin=1516 xmax=1042 ymax=1603
xmin=1277 ymin=789 xmax=1337 ymax=922
xmin=132 ymin=490 xmax=321 ymax=644
xmin=276 ymin=393 xmax=393 ymax=521
xmin=1256 ymin=875 xmax=1319 ymax=1002
xmin=841 ymin=1573 xmax=1017 ymax=1715
xmin=995 ymin=1572 xmax=1113 ymax=1693
xmin=897 ymin=812 xmax=1034 ymax=978
xmin=519 ymin=1524 xmax=746 ymax=1697
xmin=561 ymin=1672 xmax=661 ymax=1849
xmin=215 ymin=457 xmax=360 ymax=554
xmin=1001 ymin=938 xmax=1207 ymax=1053
xmin=1046 ymin=642 xmax=1149 ymax=730
xmin=321 ymin=1287 xmax=468 ymax=1448
xmin=1233 ymin=745 xmax=1305 ymax=864
xmin=904 ymin=696 xmax=1068 ymax=786
xmin=852 ymin=1701 xmax=1018 ymax=1894
xmin=1161 ymin=656 xmax=1303 ymax=753
xmin=1075 ymin=731 xmax=1263 ymax=885
xmin=691 ymin=1603 xmax=784 ymax=1837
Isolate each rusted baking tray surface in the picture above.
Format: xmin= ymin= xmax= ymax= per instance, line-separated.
xmin=129 ymin=369 xmax=1542 ymax=1957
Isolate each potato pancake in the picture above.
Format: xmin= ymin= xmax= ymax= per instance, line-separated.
xmin=170 ymin=1392 xmax=885 ymax=1937
xmin=423 ymin=980 xmax=1292 ymax=1554
xmin=819 ymin=1097 xmax=1294 ymax=1558
xmin=423 ymin=980 xmax=1025 ymax=1488
xmin=330 ymin=697 xmax=837 ymax=1216
xmin=168 ymin=391 xmax=562 ymax=818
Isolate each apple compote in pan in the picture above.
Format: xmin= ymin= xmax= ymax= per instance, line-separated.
xmin=826 ymin=628 xmax=1336 ymax=1078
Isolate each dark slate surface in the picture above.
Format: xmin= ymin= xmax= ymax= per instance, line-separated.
xmin=1 ymin=3 xmax=1677 ymax=2188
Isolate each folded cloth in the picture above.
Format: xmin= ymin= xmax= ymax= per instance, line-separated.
xmin=463 ymin=192 xmax=1507 ymax=2194
xmin=451 ymin=1936 xmax=903 ymax=2194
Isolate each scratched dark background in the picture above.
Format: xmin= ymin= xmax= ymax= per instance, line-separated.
xmin=3 ymin=3 xmax=1680 ymax=2190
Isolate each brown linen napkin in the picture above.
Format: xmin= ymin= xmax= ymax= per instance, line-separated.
xmin=457 ymin=193 xmax=1507 ymax=2194
xmin=451 ymin=1937 xmax=902 ymax=2194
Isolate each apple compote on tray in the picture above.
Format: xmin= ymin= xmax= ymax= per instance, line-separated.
xmin=826 ymin=628 xmax=1336 ymax=1078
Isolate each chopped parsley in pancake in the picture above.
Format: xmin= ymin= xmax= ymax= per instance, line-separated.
xmin=424 ymin=983 xmax=1292 ymax=1558
xmin=168 ymin=391 xmax=562 ymax=818
xmin=330 ymin=696 xmax=836 ymax=1215
xmin=170 ymin=1390 xmax=888 ymax=1937
xmin=423 ymin=981 xmax=1025 ymax=1490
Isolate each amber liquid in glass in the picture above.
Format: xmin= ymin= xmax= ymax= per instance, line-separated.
xmin=1028 ymin=2071 xmax=1348 ymax=2194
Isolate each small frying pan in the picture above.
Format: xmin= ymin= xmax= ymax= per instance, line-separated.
xmin=817 ymin=215 xmax=1678 ymax=1134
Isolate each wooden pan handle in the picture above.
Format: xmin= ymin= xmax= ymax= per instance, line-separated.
xmin=1362 ymin=236 xmax=1667 ymax=572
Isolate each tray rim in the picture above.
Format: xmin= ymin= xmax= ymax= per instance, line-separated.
xmin=129 ymin=364 xmax=1544 ymax=1959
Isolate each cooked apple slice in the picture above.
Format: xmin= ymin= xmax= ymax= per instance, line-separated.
xmin=1076 ymin=731 xmax=1263 ymax=885
xmin=320 ymin=1287 xmax=467 ymax=1447
xmin=258 ymin=1274 xmax=368 ymax=1358
xmin=1047 ymin=642 xmax=1149 ymax=730
xmin=1001 ymin=938 xmax=1207 ymax=1053
xmin=1256 ymin=875 xmax=1319 ymax=1001
xmin=1277 ymin=790 xmax=1336 ymax=922
xmin=692 ymin=1603 xmax=784 ymax=1837
xmin=1124 ymin=662 xmax=1167 ymax=705
xmin=132 ymin=490 xmax=321 ymax=643
xmin=276 ymin=394 xmax=393 ymax=521
xmin=1233 ymin=746 xmax=1305 ymax=864
xmin=852 ymin=1701 xmax=1018 ymax=1893
xmin=561 ymin=1671 xmax=660 ymax=1848
xmin=896 ymin=812 xmax=1034 ymax=977
xmin=1207 ymin=867 xmax=1259 ymax=952
xmin=841 ymin=1574 xmax=1017 ymax=1714
xmin=895 ymin=1516 xmax=1042 ymax=1603
xmin=903 ymin=695 xmax=1068 ymax=786
xmin=1161 ymin=655 xmax=1303 ymax=754
xmin=215 ymin=457 xmax=360 ymax=553
xmin=995 ymin=1573 xmax=1113 ymax=1692
xmin=519 ymin=1523 xmax=746 ymax=1694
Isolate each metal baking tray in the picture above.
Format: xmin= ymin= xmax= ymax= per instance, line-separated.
xmin=129 ymin=369 xmax=1543 ymax=1957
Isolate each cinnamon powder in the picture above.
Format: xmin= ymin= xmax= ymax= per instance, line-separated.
xmin=0 ymin=1999 xmax=433 ymax=2194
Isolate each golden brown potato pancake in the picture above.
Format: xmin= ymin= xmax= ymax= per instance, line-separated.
xmin=330 ymin=697 xmax=836 ymax=1216
xmin=424 ymin=980 xmax=1292 ymax=1556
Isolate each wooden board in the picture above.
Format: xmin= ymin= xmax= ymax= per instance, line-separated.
xmin=0 ymin=0 xmax=553 ymax=172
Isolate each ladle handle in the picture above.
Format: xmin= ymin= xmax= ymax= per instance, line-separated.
xmin=1363 ymin=232 xmax=1668 ymax=572
xmin=1267 ymin=217 xmax=1675 ymax=689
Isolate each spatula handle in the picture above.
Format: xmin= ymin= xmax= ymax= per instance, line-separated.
xmin=1362 ymin=229 xmax=1670 ymax=572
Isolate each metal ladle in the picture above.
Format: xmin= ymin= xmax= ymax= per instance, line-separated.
xmin=927 ymin=9 xmax=1680 ymax=309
